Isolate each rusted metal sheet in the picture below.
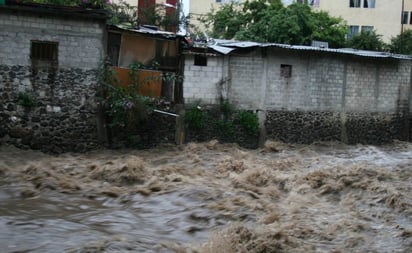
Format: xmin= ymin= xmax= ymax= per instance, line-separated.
xmin=114 ymin=67 xmax=162 ymax=97
xmin=116 ymin=33 xmax=178 ymax=71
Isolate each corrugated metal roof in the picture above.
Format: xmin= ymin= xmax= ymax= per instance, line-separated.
xmin=203 ymin=40 xmax=412 ymax=60
xmin=209 ymin=45 xmax=235 ymax=55
xmin=110 ymin=24 xmax=178 ymax=38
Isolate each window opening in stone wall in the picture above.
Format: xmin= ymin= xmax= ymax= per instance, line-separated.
xmin=350 ymin=0 xmax=361 ymax=8
xmin=31 ymin=41 xmax=58 ymax=62
xmin=280 ymin=64 xmax=292 ymax=78
xmin=363 ymin=0 xmax=375 ymax=8
xmin=402 ymin=11 xmax=409 ymax=24
xmin=194 ymin=55 xmax=207 ymax=66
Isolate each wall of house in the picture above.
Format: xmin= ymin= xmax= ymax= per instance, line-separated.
xmin=183 ymin=48 xmax=412 ymax=144
xmin=230 ymin=49 xmax=411 ymax=114
xmin=0 ymin=10 xmax=106 ymax=153
xmin=183 ymin=54 xmax=225 ymax=104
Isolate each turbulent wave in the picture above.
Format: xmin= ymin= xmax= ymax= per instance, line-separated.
xmin=0 ymin=140 xmax=411 ymax=252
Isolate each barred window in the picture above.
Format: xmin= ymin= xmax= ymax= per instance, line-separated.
xmin=31 ymin=41 xmax=58 ymax=62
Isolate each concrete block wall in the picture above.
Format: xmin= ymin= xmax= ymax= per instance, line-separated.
xmin=229 ymin=52 xmax=264 ymax=109
xmin=183 ymin=55 xmax=224 ymax=104
xmin=0 ymin=12 xmax=105 ymax=69
xmin=193 ymin=48 xmax=412 ymax=114
xmin=183 ymin=47 xmax=412 ymax=144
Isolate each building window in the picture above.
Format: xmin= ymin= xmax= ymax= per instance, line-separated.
xmin=361 ymin=26 xmax=374 ymax=33
xmin=410 ymin=12 xmax=412 ymax=24
xmin=31 ymin=41 xmax=58 ymax=62
xmin=402 ymin=11 xmax=409 ymax=24
xmin=363 ymin=0 xmax=375 ymax=8
xmin=280 ymin=64 xmax=292 ymax=78
xmin=194 ymin=55 xmax=207 ymax=66
xmin=348 ymin=25 xmax=359 ymax=39
xmin=349 ymin=0 xmax=361 ymax=8
xmin=310 ymin=0 xmax=320 ymax=7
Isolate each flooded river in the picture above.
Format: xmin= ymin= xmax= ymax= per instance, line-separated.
xmin=0 ymin=141 xmax=411 ymax=252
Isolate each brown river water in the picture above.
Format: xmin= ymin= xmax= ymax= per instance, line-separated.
xmin=0 ymin=140 xmax=411 ymax=252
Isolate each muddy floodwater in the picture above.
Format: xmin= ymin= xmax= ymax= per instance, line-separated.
xmin=0 ymin=140 xmax=411 ymax=252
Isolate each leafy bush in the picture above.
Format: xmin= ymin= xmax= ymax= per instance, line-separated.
xmin=346 ymin=30 xmax=385 ymax=51
xmin=236 ymin=110 xmax=259 ymax=136
xmin=388 ymin=30 xmax=412 ymax=55
xmin=214 ymin=119 xmax=235 ymax=140
xmin=185 ymin=105 xmax=205 ymax=130
xmin=102 ymin=85 xmax=151 ymax=129
xmin=98 ymin=58 xmax=152 ymax=130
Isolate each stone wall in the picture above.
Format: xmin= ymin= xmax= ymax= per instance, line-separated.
xmin=183 ymin=105 xmax=259 ymax=149
xmin=265 ymin=111 xmax=342 ymax=144
xmin=265 ymin=111 xmax=408 ymax=144
xmin=108 ymin=112 xmax=177 ymax=149
xmin=0 ymin=66 xmax=100 ymax=153
xmin=0 ymin=9 xmax=106 ymax=153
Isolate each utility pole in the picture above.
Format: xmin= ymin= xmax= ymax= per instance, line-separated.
xmin=401 ymin=0 xmax=405 ymax=34
xmin=401 ymin=0 xmax=405 ymax=52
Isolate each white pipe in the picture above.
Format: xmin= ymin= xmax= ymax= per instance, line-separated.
xmin=154 ymin=109 xmax=179 ymax=117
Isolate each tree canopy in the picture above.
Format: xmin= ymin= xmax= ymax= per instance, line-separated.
xmin=346 ymin=30 xmax=385 ymax=51
xmin=200 ymin=1 xmax=347 ymax=48
xmin=388 ymin=30 xmax=412 ymax=55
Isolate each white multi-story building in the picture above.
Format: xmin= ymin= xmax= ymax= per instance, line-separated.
xmin=187 ymin=0 xmax=411 ymax=43
xmin=288 ymin=0 xmax=411 ymax=42
xmin=310 ymin=0 xmax=410 ymax=42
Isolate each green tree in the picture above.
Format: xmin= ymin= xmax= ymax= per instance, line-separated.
xmin=346 ymin=30 xmax=385 ymax=51
xmin=388 ymin=30 xmax=412 ymax=55
xmin=200 ymin=2 xmax=244 ymax=40
xmin=235 ymin=0 xmax=284 ymax=42
xmin=201 ymin=2 xmax=347 ymax=48
xmin=311 ymin=11 xmax=348 ymax=48
xmin=262 ymin=4 xmax=319 ymax=45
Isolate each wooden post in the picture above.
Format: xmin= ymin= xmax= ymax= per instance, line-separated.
xmin=175 ymin=104 xmax=185 ymax=145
